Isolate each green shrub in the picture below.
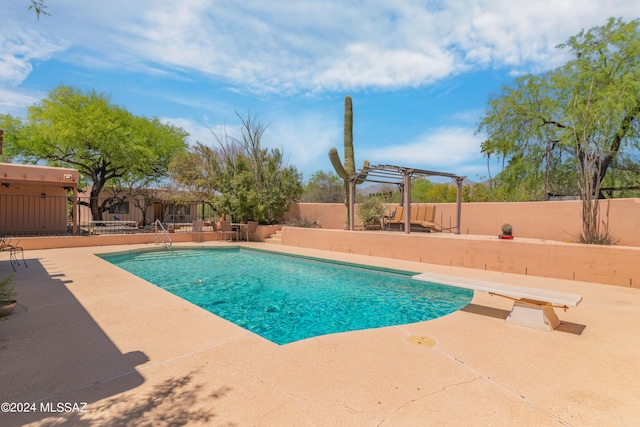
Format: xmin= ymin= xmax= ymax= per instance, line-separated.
xmin=357 ymin=197 xmax=385 ymax=227
xmin=0 ymin=273 xmax=16 ymax=301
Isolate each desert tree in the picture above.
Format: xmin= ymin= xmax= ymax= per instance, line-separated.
xmin=13 ymin=85 xmax=188 ymax=220
xmin=478 ymin=18 xmax=640 ymax=242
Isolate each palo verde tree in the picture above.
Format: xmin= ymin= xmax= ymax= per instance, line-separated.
xmin=12 ymin=85 xmax=188 ymax=220
xmin=478 ymin=17 xmax=640 ymax=243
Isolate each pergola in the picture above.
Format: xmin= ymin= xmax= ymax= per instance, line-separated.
xmin=347 ymin=164 xmax=466 ymax=234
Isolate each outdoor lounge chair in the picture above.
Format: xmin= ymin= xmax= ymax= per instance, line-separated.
xmin=383 ymin=205 xmax=438 ymax=232
xmin=381 ymin=209 xmax=395 ymax=229
xmin=0 ymin=236 xmax=27 ymax=271
xmin=383 ymin=206 xmax=405 ymax=230
xmin=411 ymin=205 xmax=437 ymax=231
xmin=410 ymin=205 xmax=423 ymax=223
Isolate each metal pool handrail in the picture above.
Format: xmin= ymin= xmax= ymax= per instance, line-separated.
xmin=154 ymin=220 xmax=172 ymax=250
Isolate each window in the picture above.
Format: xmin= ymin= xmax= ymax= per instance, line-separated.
xmin=168 ymin=204 xmax=190 ymax=215
xmin=108 ymin=201 xmax=130 ymax=214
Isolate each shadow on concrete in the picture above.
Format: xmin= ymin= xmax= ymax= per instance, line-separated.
xmin=0 ymin=259 xmax=149 ymax=426
xmin=461 ymin=303 xmax=586 ymax=335
xmin=34 ymin=372 xmax=233 ymax=427
xmin=555 ymin=321 xmax=587 ymax=335
xmin=461 ymin=303 xmax=510 ymax=319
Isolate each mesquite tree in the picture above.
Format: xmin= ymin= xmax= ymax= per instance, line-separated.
xmin=12 ymin=85 xmax=188 ymax=220
xmin=478 ymin=18 xmax=640 ymax=243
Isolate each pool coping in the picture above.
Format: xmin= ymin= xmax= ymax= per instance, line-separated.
xmin=99 ymin=246 xmax=474 ymax=345
xmin=2 ymin=241 xmax=640 ymax=426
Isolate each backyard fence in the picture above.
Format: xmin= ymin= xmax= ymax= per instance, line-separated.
xmin=0 ymin=193 xmax=219 ymax=237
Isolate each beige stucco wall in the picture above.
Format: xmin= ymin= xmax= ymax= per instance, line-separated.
xmin=0 ymin=163 xmax=79 ymax=185
xmin=289 ymin=198 xmax=640 ymax=246
xmin=429 ymin=198 xmax=640 ymax=246
xmin=285 ymin=203 xmax=348 ymax=229
xmin=11 ymin=223 xmax=637 ymax=287
xmin=1 ymin=163 xmax=79 ymax=235
xmin=12 ymin=233 xmax=221 ymax=250
xmin=280 ymin=227 xmax=639 ymax=288
xmin=13 ymin=224 xmax=282 ymax=250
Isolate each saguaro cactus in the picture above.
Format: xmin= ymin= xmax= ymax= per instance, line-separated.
xmin=329 ymin=95 xmax=369 ymax=225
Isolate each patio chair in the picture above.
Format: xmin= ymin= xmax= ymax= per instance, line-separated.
xmin=384 ymin=206 xmax=405 ymax=231
xmin=381 ymin=209 xmax=395 ymax=230
xmin=0 ymin=236 xmax=27 ymax=271
xmin=219 ymin=221 xmax=237 ymax=241
xmin=246 ymin=221 xmax=259 ymax=241
xmin=192 ymin=220 xmax=205 ymax=243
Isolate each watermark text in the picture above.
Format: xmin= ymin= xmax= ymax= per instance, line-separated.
xmin=1 ymin=401 xmax=88 ymax=413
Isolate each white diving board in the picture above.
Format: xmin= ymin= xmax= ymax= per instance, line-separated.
xmin=413 ymin=272 xmax=583 ymax=331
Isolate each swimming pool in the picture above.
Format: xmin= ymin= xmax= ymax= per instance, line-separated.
xmin=99 ymin=247 xmax=473 ymax=345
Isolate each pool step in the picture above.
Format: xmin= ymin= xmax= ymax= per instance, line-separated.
xmin=263 ymin=229 xmax=282 ymax=244
xmin=128 ymin=251 xmax=208 ymax=262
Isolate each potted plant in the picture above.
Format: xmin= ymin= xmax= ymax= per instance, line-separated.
xmin=499 ymin=223 xmax=514 ymax=240
xmin=0 ymin=273 xmax=17 ymax=317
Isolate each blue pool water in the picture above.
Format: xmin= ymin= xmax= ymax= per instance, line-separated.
xmin=99 ymin=248 xmax=473 ymax=345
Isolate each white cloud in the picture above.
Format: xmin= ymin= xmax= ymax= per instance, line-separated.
xmin=0 ymin=87 xmax=44 ymax=116
xmin=362 ymin=126 xmax=484 ymax=172
xmin=5 ymin=0 xmax=638 ymax=97
xmin=159 ymin=117 xmax=212 ymax=146
xmin=0 ymin=24 xmax=65 ymax=86
xmin=108 ymin=0 xmax=635 ymax=93
xmin=265 ymin=113 xmax=340 ymax=177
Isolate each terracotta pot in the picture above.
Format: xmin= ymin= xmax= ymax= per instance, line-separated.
xmin=499 ymin=235 xmax=514 ymax=240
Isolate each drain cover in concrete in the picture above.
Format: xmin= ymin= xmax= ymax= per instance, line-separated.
xmin=407 ymin=336 xmax=436 ymax=346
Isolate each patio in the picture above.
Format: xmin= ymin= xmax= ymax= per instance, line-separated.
xmin=2 ymin=241 xmax=640 ymax=426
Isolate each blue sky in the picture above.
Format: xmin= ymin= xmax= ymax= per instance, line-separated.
xmin=2 ymin=1 xmax=637 ymax=183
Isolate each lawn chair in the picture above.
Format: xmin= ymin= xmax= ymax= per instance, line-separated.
xmin=383 ymin=206 xmax=405 ymax=231
xmin=0 ymin=236 xmax=27 ymax=271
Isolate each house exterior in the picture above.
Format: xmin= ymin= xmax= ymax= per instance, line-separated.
xmin=77 ymin=188 xmax=201 ymax=228
xmin=0 ymin=163 xmax=201 ymax=236
xmin=0 ymin=163 xmax=79 ymax=235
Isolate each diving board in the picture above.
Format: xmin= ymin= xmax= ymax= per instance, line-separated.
xmin=413 ymin=272 xmax=583 ymax=331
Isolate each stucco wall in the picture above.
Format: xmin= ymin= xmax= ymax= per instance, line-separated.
xmin=289 ymin=198 xmax=640 ymax=246
xmin=280 ymin=227 xmax=639 ymax=288
xmin=286 ymin=203 xmax=347 ymax=230
xmin=11 ymin=225 xmax=281 ymax=250
xmin=1 ymin=163 xmax=79 ymax=235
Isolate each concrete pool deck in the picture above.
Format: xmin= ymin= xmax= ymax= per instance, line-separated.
xmin=1 ymin=242 xmax=639 ymax=426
